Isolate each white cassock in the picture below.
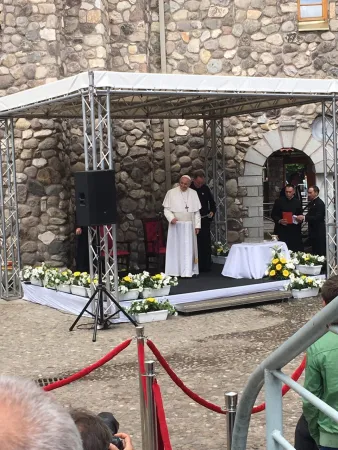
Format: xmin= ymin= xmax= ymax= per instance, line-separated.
xmin=163 ymin=186 xmax=201 ymax=277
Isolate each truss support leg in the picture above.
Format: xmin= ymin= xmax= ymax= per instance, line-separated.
xmin=0 ymin=118 xmax=22 ymax=299
xmin=80 ymin=73 xmax=118 ymax=320
xmin=323 ymin=99 xmax=338 ymax=276
xmin=203 ymin=118 xmax=227 ymax=245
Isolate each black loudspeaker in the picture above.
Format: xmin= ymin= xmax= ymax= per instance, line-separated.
xmin=74 ymin=170 xmax=117 ymax=226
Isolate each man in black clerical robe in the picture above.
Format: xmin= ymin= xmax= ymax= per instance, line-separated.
xmin=271 ymin=184 xmax=304 ymax=252
xmin=191 ymin=170 xmax=216 ymax=272
xmin=298 ymin=185 xmax=326 ymax=256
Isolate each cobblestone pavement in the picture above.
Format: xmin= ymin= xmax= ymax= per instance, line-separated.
xmin=0 ymin=296 xmax=322 ymax=450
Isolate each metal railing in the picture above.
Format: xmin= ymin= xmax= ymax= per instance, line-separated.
xmin=231 ymin=295 xmax=338 ymax=450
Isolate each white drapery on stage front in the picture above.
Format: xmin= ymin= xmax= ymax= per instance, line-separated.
xmin=22 ymin=278 xmax=328 ymax=323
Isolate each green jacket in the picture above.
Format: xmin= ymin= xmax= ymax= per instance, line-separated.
xmin=303 ymin=331 xmax=338 ymax=447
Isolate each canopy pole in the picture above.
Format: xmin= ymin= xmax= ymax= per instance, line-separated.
xmin=158 ymin=0 xmax=171 ymax=191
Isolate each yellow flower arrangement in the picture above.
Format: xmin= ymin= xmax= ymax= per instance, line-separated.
xmin=266 ymin=247 xmax=295 ymax=280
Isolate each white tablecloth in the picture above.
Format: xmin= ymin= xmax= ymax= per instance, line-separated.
xmin=222 ymin=241 xmax=290 ymax=279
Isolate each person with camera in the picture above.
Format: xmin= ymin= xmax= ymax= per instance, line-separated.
xmin=71 ymin=410 xmax=134 ymax=450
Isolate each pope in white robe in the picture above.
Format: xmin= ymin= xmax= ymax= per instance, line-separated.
xmin=163 ymin=175 xmax=202 ymax=277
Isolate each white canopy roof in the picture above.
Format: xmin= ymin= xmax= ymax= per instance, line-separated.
xmin=0 ymin=71 xmax=336 ymax=119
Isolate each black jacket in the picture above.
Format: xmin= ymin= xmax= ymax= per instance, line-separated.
xmin=190 ymin=182 xmax=216 ymax=217
xmin=305 ymin=196 xmax=325 ymax=238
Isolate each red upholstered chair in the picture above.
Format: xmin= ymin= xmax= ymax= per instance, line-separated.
xmin=99 ymin=226 xmax=131 ymax=272
xmin=142 ymin=217 xmax=166 ymax=271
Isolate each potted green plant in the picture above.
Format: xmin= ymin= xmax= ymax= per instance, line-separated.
xmin=288 ymin=275 xmax=324 ymax=299
xmin=291 ymin=252 xmax=325 ymax=276
xmin=128 ymin=297 xmax=176 ymax=323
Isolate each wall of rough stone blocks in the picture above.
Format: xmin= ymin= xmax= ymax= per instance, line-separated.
xmin=1 ymin=0 xmax=338 ymax=266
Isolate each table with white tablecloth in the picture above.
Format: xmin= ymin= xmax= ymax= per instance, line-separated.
xmin=222 ymin=241 xmax=290 ymax=279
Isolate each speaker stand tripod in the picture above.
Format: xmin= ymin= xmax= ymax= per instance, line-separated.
xmin=69 ymin=226 xmax=138 ymax=342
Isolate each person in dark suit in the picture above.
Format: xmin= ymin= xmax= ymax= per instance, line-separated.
xmin=190 ymin=170 xmax=216 ymax=272
xmin=75 ymin=226 xmax=90 ymax=272
xmin=280 ymin=173 xmax=303 ymax=202
xmin=297 ymin=186 xmax=326 ymax=256
xmin=271 ymin=184 xmax=304 ymax=252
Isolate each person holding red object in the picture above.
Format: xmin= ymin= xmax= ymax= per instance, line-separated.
xmin=271 ymin=184 xmax=304 ymax=251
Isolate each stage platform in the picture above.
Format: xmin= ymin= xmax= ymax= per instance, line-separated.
xmin=22 ymin=265 xmax=301 ymax=321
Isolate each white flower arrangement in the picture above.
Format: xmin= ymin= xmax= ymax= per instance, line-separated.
xmin=291 ymin=252 xmax=325 ymax=266
xmin=288 ymin=275 xmax=324 ymax=291
xmin=31 ymin=263 xmax=48 ymax=282
xmin=44 ymin=268 xmax=61 ymax=288
xmin=20 ymin=265 xmax=33 ymax=282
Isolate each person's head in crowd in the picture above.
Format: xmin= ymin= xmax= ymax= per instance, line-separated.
xmin=0 ymin=376 xmax=83 ymax=450
xmin=179 ymin=175 xmax=191 ymax=192
xmin=71 ymin=410 xmax=112 ymax=450
xmin=71 ymin=410 xmax=134 ymax=450
xmin=321 ymin=275 xmax=338 ymax=306
xmin=285 ymin=184 xmax=295 ymax=200
xmin=192 ymin=169 xmax=206 ymax=188
xmin=308 ymin=185 xmax=320 ymax=201
xmin=290 ymin=173 xmax=301 ymax=186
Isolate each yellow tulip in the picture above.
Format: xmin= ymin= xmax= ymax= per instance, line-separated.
xmin=280 ymin=257 xmax=287 ymax=264
xmin=283 ymin=270 xmax=289 ymax=277
xmin=272 ymin=258 xmax=279 ymax=264
xmin=73 ymin=271 xmax=81 ymax=277
xmin=276 ymin=264 xmax=282 ymax=271
xmin=269 ymin=270 xmax=276 ymax=276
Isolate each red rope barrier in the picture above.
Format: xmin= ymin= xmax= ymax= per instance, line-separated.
xmin=147 ymin=339 xmax=225 ymax=414
xmin=147 ymin=339 xmax=306 ymax=415
xmin=153 ymin=380 xmax=173 ymax=450
xmin=137 ymin=339 xmax=147 ymax=403
xmin=43 ymin=339 xmax=132 ymax=392
xmin=252 ymin=355 xmax=306 ymax=414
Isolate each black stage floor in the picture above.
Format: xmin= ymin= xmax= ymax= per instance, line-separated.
xmin=170 ymin=264 xmax=270 ymax=295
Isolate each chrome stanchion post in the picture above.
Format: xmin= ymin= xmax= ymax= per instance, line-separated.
xmin=145 ymin=360 xmax=157 ymax=450
xmin=136 ymin=326 xmax=147 ymax=450
xmin=225 ymin=392 xmax=238 ymax=450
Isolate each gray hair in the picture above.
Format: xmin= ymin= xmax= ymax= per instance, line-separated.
xmin=0 ymin=376 xmax=83 ymax=450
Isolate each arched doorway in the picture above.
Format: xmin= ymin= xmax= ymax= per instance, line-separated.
xmin=240 ymin=126 xmax=324 ymax=242
xmin=263 ymin=149 xmax=316 ymax=238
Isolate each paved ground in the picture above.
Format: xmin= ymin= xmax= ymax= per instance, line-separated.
xmin=0 ymin=295 xmax=322 ymax=449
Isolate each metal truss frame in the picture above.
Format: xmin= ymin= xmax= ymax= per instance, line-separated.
xmin=0 ymin=118 xmax=22 ymax=299
xmin=81 ymin=74 xmax=119 ymax=316
xmin=204 ymin=119 xmax=227 ymax=245
xmin=323 ymin=99 xmax=338 ymax=276
xmin=1 ymin=71 xmax=338 ymax=296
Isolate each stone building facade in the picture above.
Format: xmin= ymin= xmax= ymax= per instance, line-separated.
xmin=0 ymin=0 xmax=337 ymax=267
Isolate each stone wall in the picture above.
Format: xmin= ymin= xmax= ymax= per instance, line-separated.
xmin=1 ymin=0 xmax=338 ymax=266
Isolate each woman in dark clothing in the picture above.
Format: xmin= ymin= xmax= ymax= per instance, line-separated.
xmin=75 ymin=226 xmax=90 ymax=272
